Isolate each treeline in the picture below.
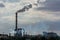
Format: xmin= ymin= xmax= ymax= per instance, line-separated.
xmin=0 ymin=35 xmax=60 ymax=40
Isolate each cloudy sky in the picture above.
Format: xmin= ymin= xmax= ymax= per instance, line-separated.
xmin=0 ymin=0 xmax=60 ymax=35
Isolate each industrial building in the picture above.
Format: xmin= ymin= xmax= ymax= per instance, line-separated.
xmin=14 ymin=28 xmax=25 ymax=37
xmin=43 ymin=32 xmax=58 ymax=38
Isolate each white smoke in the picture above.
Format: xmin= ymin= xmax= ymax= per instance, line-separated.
xmin=9 ymin=29 xmax=16 ymax=36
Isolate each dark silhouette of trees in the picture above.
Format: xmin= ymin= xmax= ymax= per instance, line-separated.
xmin=0 ymin=33 xmax=60 ymax=40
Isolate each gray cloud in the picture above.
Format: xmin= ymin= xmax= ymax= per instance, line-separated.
xmin=0 ymin=18 xmax=60 ymax=34
xmin=0 ymin=3 xmax=5 ymax=7
xmin=0 ymin=0 xmax=60 ymax=34
xmin=0 ymin=17 xmax=49 ymax=34
xmin=17 ymin=21 xmax=49 ymax=34
xmin=35 ymin=0 xmax=60 ymax=11
xmin=0 ymin=0 xmax=20 ymax=2
xmin=0 ymin=20 xmax=15 ymax=34
xmin=45 ymin=21 xmax=60 ymax=31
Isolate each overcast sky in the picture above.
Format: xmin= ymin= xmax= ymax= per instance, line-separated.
xmin=0 ymin=0 xmax=60 ymax=35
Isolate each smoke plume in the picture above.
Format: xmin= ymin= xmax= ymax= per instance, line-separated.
xmin=16 ymin=4 xmax=32 ymax=13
